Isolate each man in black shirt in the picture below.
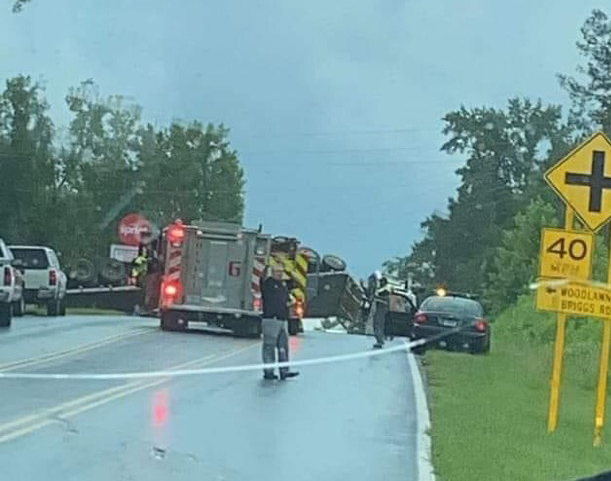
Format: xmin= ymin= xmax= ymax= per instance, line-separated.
xmin=261 ymin=264 xmax=300 ymax=381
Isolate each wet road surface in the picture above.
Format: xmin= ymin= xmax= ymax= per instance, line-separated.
xmin=0 ymin=315 xmax=418 ymax=480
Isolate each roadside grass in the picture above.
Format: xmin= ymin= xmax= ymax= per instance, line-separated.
xmin=27 ymin=307 xmax=125 ymax=316
xmin=426 ymin=294 xmax=611 ymax=481
xmin=65 ymin=307 xmax=126 ymax=316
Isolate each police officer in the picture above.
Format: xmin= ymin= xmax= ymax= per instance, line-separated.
xmin=261 ymin=264 xmax=300 ymax=381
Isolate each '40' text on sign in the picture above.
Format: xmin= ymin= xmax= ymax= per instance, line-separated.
xmin=539 ymin=228 xmax=593 ymax=281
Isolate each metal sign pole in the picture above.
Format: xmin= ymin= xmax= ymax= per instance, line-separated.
xmin=593 ymin=224 xmax=611 ymax=446
xmin=547 ymin=208 xmax=573 ymax=432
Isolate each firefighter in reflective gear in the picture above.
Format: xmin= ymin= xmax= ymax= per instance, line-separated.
xmin=130 ymin=245 xmax=149 ymax=288
xmin=371 ymin=274 xmax=392 ymax=349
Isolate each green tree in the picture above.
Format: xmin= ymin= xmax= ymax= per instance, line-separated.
xmin=559 ymin=9 xmax=611 ymax=136
xmin=61 ymin=80 xmax=143 ymax=259
xmin=0 ymin=75 xmax=57 ymax=245
xmin=485 ymin=198 xmax=559 ymax=313
xmin=136 ymin=121 xmax=244 ymax=226
xmin=403 ymin=99 xmax=567 ymax=293
xmin=12 ymin=0 xmax=30 ymax=12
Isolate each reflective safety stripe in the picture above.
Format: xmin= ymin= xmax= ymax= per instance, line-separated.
xmin=167 ymin=246 xmax=182 ymax=282
xmin=268 ymin=252 xmax=307 ymax=304
xmin=251 ymin=257 xmax=265 ymax=298
xmin=295 ymin=254 xmax=308 ymax=287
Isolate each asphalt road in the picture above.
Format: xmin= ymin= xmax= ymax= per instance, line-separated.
xmin=0 ymin=314 xmax=419 ymax=481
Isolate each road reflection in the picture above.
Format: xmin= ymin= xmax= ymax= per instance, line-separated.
xmin=151 ymin=388 xmax=169 ymax=428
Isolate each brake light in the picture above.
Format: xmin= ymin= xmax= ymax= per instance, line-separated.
xmin=414 ymin=312 xmax=427 ymax=324
xmin=167 ymin=222 xmax=185 ymax=245
xmin=49 ymin=269 xmax=57 ymax=286
xmin=253 ymin=297 xmax=262 ymax=312
xmin=295 ymin=300 xmax=305 ymax=319
xmin=3 ymin=267 xmax=11 ymax=286
xmin=164 ymin=283 xmax=178 ymax=297
xmin=474 ymin=319 xmax=487 ymax=332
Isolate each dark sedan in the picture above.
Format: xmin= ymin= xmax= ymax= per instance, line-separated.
xmin=411 ymin=294 xmax=490 ymax=354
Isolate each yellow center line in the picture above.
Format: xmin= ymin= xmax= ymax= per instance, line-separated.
xmin=0 ymin=353 xmax=220 ymax=436
xmin=0 ymin=341 xmax=259 ymax=444
xmin=0 ymin=328 xmax=152 ymax=372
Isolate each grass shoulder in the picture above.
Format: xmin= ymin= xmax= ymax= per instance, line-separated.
xmin=426 ymin=294 xmax=611 ymax=480
xmin=29 ymin=307 xmax=125 ymax=316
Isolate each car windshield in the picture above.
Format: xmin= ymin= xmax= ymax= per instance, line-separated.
xmin=10 ymin=249 xmax=49 ymax=270
xmin=421 ymin=297 xmax=483 ymax=318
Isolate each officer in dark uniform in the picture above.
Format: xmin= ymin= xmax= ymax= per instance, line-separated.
xmin=261 ymin=264 xmax=300 ymax=381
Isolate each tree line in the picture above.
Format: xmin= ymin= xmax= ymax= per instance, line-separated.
xmin=0 ymin=77 xmax=245 ymax=266
xmin=386 ymin=9 xmax=611 ymax=314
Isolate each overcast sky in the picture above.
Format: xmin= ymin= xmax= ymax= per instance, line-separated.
xmin=0 ymin=0 xmax=607 ymax=276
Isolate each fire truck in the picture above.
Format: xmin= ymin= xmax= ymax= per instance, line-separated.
xmin=157 ymin=220 xmax=271 ymax=337
xmin=268 ymin=237 xmax=309 ymax=335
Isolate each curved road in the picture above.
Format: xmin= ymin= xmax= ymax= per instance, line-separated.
xmin=0 ymin=315 xmax=420 ymax=480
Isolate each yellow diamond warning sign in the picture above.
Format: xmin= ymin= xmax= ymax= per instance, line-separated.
xmin=545 ymin=132 xmax=611 ymax=232
xmin=537 ymin=281 xmax=611 ymax=320
xmin=539 ymin=228 xmax=593 ymax=281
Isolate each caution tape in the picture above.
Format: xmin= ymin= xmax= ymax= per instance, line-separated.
xmin=0 ymin=327 xmax=464 ymax=381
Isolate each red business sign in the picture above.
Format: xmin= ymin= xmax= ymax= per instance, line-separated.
xmin=118 ymin=213 xmax=152 ymax=246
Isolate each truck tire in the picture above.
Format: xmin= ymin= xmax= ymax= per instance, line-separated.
xmin=47 ymin=298 xmax=59 ymax=317
xmin=0 ymin=303 xmax=12 ymax=327
xmin=160 ymin=311 xmax=186 ymax=332
xmin=13 ymin=296 xmax=25 ymax=317
xmin=98 ymin=258 xmax=126 ymax=286
xmin=71 ymin=258 xmax=96 ymax=286
xmin=321 ymin=255 xmax=346 ymax=273
xmin=59 ymin=298 xmax=67 ymax=316
xmin=298 ymin=247 xmax=321 ymax=273
xmin=234 ymin=319 xmax=261 ymax=338
xmin=288 ymin=319 xmax=301 ymax=336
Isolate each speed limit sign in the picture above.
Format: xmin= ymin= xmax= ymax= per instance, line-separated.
xmin=539 ymin=228 xmax=593 ymax=280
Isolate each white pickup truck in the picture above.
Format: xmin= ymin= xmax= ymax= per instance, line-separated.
xmin=0 ymin=239 xmax=25 ymax=326
xmin=9 ymin=246 xmax=67 ymax=316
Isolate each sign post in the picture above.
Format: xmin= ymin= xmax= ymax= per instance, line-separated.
xmin=547 ymin=209 xmax=574 ymax=433
xmin=542 ymin=132 xmax=611 ymax=444
xmin=594 ymin=319 xmax=611 ymax=446
xmin=594 ymin=226 xmax=611 ymax=446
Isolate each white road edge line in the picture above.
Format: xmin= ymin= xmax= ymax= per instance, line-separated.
xmin=406 ymin=343 xmax=436 ymax=481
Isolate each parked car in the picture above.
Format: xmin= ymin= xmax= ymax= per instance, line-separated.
xmin=411 ymin=292 xmax=490 ymax=355
xmin=9 ymin=246 xmax=67 ymax=316
xmin=0 ymin=239 xmax=25 ymax=326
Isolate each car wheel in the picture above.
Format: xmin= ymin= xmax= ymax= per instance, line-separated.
xmin=471 ymin=337 xmax=490 ymax=355
xmin=47 ymin=298 xmax=59 ymax=317
xmin=0 ymin=303 xmax=12 ymax=327
xmin=13 ymin=296 xmax=25 ymax=317
xmin=59 ymin=298 xmax=67 ymax=316
xmin=481 ymin=336 xmax=491 ymax=354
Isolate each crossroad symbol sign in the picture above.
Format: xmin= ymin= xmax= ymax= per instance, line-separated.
xmin=539 ymin=228 xmax=593 ymax=281
xmin=545 ymin=132 xmax=611 ymax=232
